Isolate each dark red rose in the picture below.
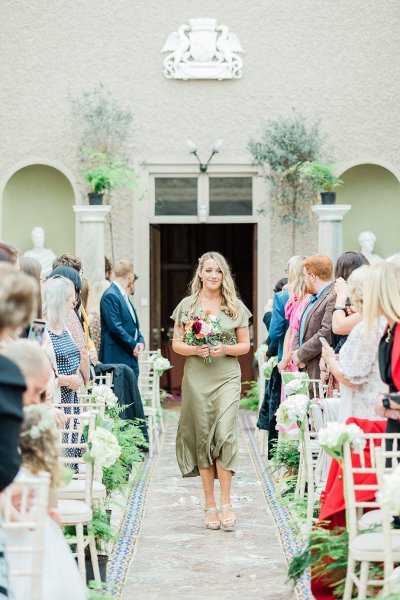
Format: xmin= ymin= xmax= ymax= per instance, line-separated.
xmin=192 ymin=321 xmax=202 ymax=334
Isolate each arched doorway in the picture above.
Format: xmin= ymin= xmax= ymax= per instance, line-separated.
xmin=2 ymin=164 xmax=75 ymax=254
xmin=337 ymin=163 xmax=400 ymax=258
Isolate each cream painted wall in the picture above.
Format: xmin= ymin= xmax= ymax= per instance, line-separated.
xmin=0 ymin=0 xmax=399 ymax=290
xmin=338 ymin=165 xmax=400 ymax=258
xmin=2 ymin=165 xmax=75 ymax=255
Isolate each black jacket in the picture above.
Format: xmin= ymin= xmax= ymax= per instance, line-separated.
xmin=0 ymin=356 xmax=25 ymax=491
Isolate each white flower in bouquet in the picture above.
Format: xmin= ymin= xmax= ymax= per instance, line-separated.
xmin=263 ymin=356 xmax=278 ymax=379
xmin=91 ymin=384 xmax=118 ymax=409
xmin=285 ymin=394 xmax=309 ymax=424
xmin=275 ymin=394 xmax=309 ymax=429
xmin=254 ymin=343 xmax=268 ymax=363
xmin=285 ymin=378 xmax=305 ymax=396
xmin=318 ymin=422 xmax=366 ymax=460
xmin=89 ymin=426 xmax=121 ymax=468
xmin=151 ymin=355 xmax=172 ymax=376
xmin=376 ymin=464 xmax=400 ymax=515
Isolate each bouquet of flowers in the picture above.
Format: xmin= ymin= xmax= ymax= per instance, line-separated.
xmin=275 ymin=394 xmax=310 ymax=430
xmin=282 ymin=371 xmax=310 ymax=396
xmin=150 ymin=354 xmax=172 ymax=376
xmin=262 ymin=356 xmax=278 ymax=379
xmin=183 ymin=310 xmax=236 ymax=363
xmin=91 ymin=384 xmax=118 ymax=409
xmin=254 ymin=343 xmax=268 ymax=363
xmin=88 ymin=426 xmax=121 ymax=468
xmin=318 ymin=422 xmax=366 ymax=460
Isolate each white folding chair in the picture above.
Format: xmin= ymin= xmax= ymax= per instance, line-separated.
xmin=55 ymin=399 xmax=106 ymax=500
xmin=57 ymin=412 xmax=101 ymax=583
xmin=2 ymin=472 xmax=50 ymax=600
xmin=138 ymin=351 xmax=162 ymax=458
xmin=342 ymin=435 xmax=400 ymax=599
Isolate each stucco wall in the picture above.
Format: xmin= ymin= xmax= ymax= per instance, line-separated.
xmin=1 ymin=0 xmax=400 ymax=280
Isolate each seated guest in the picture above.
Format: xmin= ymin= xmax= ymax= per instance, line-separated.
xmin=291 ymin=254 xmax=335 ymax=380
xmin=320 ymin=265 xmax=386 ymax=422
xmin=5 ymin=404 xmax=88 ymax=600
xmin=100 ymin=260 xmax=144 ymax=378
xmin=86 ymin=280 xmax=111 ymax=355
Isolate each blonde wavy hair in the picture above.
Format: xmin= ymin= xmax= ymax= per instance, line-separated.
xmin=19 ymin=405 xmax=60 ymax=487
xmin=346 ymin=265 xmax=370 ymax=315
xmin=189 ymin=252 xmax=239 ymax=319
xmin=286 ymin=255 xmax=307 ymax=300
xmin=363 ymin=262 xmax=400 ymax=329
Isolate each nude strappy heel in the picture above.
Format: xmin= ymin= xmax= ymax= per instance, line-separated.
xmin=204 ymin=507 xmax=221 ymax=530
xmin=219 ymin=503 xmax=237 ymax=531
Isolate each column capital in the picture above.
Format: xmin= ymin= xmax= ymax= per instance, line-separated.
xmin=312 ymin=204 xmax=352 ymax=222
xmin=73 ymin=204 xmax=111 ymax=223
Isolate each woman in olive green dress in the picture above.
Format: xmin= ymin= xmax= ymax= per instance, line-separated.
xmin=172 ymin=251 xmax=251 ymax=531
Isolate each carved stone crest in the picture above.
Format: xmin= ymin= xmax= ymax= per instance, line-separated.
xmin=161 ymin=18 xmax=244 ymax=80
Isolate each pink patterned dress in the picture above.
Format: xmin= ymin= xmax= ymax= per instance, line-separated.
xmin=284 ymin=294 xmax=311 ymax=372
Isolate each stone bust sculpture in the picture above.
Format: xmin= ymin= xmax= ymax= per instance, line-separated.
xmin=358 ymin=230 xmax=383 ymax=264
xmin=24 ymin=227 xmax=57 ymax=278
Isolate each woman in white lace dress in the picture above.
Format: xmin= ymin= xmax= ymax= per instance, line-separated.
xmin=321 ymin=265 xmax=387 ymax=422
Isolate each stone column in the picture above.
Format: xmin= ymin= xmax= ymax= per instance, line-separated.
xmin=73 ymin=205 xmax=111 ymax=285
xmin=311 ymin=204 xmax=352 ymax=263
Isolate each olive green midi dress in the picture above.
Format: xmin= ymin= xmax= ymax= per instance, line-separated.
xmin=171 ymin=296 xmax=252 ymax=478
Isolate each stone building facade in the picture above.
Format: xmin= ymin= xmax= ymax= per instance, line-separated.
xmin=1 ymin=0 xmax=400 ymax=346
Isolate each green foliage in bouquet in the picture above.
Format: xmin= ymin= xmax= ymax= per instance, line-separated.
xmin=102 ymin=405 xmax=148 ymax=497
xmin=240 ymin=380 xmax=259 ymax=411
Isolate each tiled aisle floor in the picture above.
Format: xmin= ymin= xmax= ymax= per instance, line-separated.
xmin=121 ymin=413 xmax=295 ymax=600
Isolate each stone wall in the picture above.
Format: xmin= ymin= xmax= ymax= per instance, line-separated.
xmin=1 ymin=0 xmax=399 ymax=285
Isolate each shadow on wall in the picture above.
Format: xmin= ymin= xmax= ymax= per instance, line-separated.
xmin=2 ymin=165 xmax=75 ymax=255
xmin=338 ymin=163 xmax=400 ymax=258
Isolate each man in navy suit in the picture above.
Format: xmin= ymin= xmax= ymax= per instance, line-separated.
xmin=100 ymin=260 xmax=145 ymax=378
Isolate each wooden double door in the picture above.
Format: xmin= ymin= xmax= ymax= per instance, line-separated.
xmin=150 ymin=223 xmax=257 ymax=394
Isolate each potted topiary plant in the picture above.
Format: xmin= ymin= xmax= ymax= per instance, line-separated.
xmin=295 ymin=161 xmax=343 ymax=204
xmin=82 ymin=151 xmax=135 ymax=205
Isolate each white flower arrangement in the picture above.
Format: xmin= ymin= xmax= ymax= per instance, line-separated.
xmin=376 ymin=464 xmax=400 ymax=515
xmin=282 ymin=371 xmax=309 ymax=396
xmin=254 ymin=343 xmax=268 ymax=363
xmin=262 ymin=356 xmax=278 ymax=379
xmin=151 ymin=355 xmax=172 ymax=376
xmin=89 ymin=426 xmax=121 ymax=468
xmin=91 ymin=384 xmax=118 ymax=409
xmin=318 ymin=422 xmax=366 ymax=460
xmin=275 ymin=394 xmax=309 ymax=430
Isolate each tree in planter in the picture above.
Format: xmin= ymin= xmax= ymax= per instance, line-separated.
xmin=248 ymin=112 xmax=325 ymax=254
xmin=70 ymin=84 xmax=135 ymax=257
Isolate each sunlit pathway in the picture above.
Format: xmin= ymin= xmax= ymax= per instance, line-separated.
xmin=120 ymin=412 xmax=295 ymax=600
